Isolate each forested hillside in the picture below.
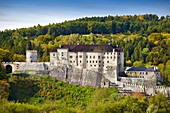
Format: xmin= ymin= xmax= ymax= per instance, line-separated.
xmin=0 ymin=14 xmax=170 ymax=112
xmin=0 ymin=14 xmax=170 ymax=84
xmin=0 ymin=74 xmax=170 ymax=113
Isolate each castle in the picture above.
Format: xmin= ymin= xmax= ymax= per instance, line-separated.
xmin=2 ymin=44 xmax=170 ymax=97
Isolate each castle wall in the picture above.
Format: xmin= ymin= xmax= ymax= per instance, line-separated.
xmin=122 ymin=83 xmax=170 ymax=98
xmin=49 ymin=66 xmax=110 ymax=88
xmin=125 ymin=70 xmax=160 ymax=80
xmin=2 ymin=62 xmax=50 ymax=73
xmin=119 ymin=77 xmax=157 ymax=86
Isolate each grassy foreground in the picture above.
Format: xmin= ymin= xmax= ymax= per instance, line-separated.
xmin=1 ymin=74 xmax=170 ymax=113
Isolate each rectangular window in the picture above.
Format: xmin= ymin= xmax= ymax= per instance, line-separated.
xmin=70 ymin=56 xmax=73 ymax=58
xmin=79 ymin=55 xmax=82 ymax=58
xmin=94 ymin=65 xmax=96 ymax=67
xmin=90 ymin=61 xmax=91 ymax=63
xmin=98 ymin=56 xmax=100 ymax=59
xmin=70 ymin=61 xmax=72 ymax=63
xmin=93 ymin=56 xmax=95 ymax=59
xmin=99 ymin=61 xmax=101 ymax=63
xmin=87 ymin=61 xmax=88 ymax=63
xmin=61 ymin=52 xmax=64 ymax=56
xmin=110 ymin=56 xmax=112 ymax=59
xmin=86 ymin=56 xmax=88 ymax=58
xmin=90 ymin=56 xmax=92 ymax=58
xmin=96 ymin=61 xmax=97 ymax=63
xmin=53 ymin=54 xmax=55 ymax=56
xmin=93 ymin=61 xmax=94 ymax=63
xmin=107 ymin=61 xmax=109 ymax=63
xmin=80 ymin=60 xmax=82 ymax=63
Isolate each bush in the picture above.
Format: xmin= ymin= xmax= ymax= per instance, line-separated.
xmin=0 ymin=102 xmax=39 ymax=113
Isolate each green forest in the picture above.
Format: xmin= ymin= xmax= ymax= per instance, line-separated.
xmin=0 ymin=14 xmax=170 ymax=112
xmin=0 ymin=74 xmax=170 ymax=113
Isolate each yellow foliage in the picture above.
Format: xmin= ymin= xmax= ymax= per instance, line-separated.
xmin=41 ymin=44 xmax=48 ymax=52
xmin=0 ymin=80 xmax=10 ymax=99
xmin=101 ymin=38 xmax=109 ymax=44
xmin=138 ymin=16 xmax=144 ymax=20
xmin=47 ymin=42 xmax=53 ymax=49
xmin=138 ymin=72 xmax=140 ymax=76
xmin=132 ymin=72 xmax=135 ymax=77
xmin=122 ymin=16 xmax=128 ymax=19
xmin=162 ymin=33 xmax=170 ymax=38
xmin=37 ymin=35 xmax=44 ymax=42
xmin=13 ymin=54 xmax=25 ymax=62
xmin=126 ymin=60 xmax=132 ymax=66
xmin=0 ymin=48 xmax=11 ymax=62
xmin=154 ymin=41 xmax=159 ymax=45
xmin=44 ymin=34 xmax=51 ymax=39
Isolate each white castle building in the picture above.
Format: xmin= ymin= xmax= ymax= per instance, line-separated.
xmin=3 ymin=44 xmax=169 ymax=97
xmin=2 ymin=44 xmax=161 ymax=86
xmin=50 ymin=44 xmax=124 ymax=73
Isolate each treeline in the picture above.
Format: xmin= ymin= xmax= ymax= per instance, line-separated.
xmin=1 ymin=75 xmax=170 ymax=113
xmin=1 ymin=14 xmax=170 ymax=39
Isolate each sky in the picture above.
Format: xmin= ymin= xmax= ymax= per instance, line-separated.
xmin=0 ymin=0 xmax=170 ymax=31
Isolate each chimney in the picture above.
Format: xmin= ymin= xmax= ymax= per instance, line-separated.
xmin=109 ymin=38 xmax=112 ymax=45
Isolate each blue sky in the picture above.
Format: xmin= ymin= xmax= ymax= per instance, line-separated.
xmin=0 ymin=0 xmax=170 ymax=31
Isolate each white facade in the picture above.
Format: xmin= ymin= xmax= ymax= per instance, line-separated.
xmin=50 ymin=44 xmax=124 ymax=74
xmin=26 ymin=50 xmax=37 ymax=62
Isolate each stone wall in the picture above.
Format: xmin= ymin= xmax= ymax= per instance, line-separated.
xmin=2 ymin=62 xmax=50 ymax=73
xmin=119 ymin=77 xmax=157 ymax=86
xmin=122 ymin=83 xmax=170 ymax=98
xmin=49 ymin=65 xmax=110 ymax=88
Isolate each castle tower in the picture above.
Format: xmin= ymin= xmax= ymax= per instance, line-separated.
xmin=26 ymin=50 xmax=37 ymax=62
